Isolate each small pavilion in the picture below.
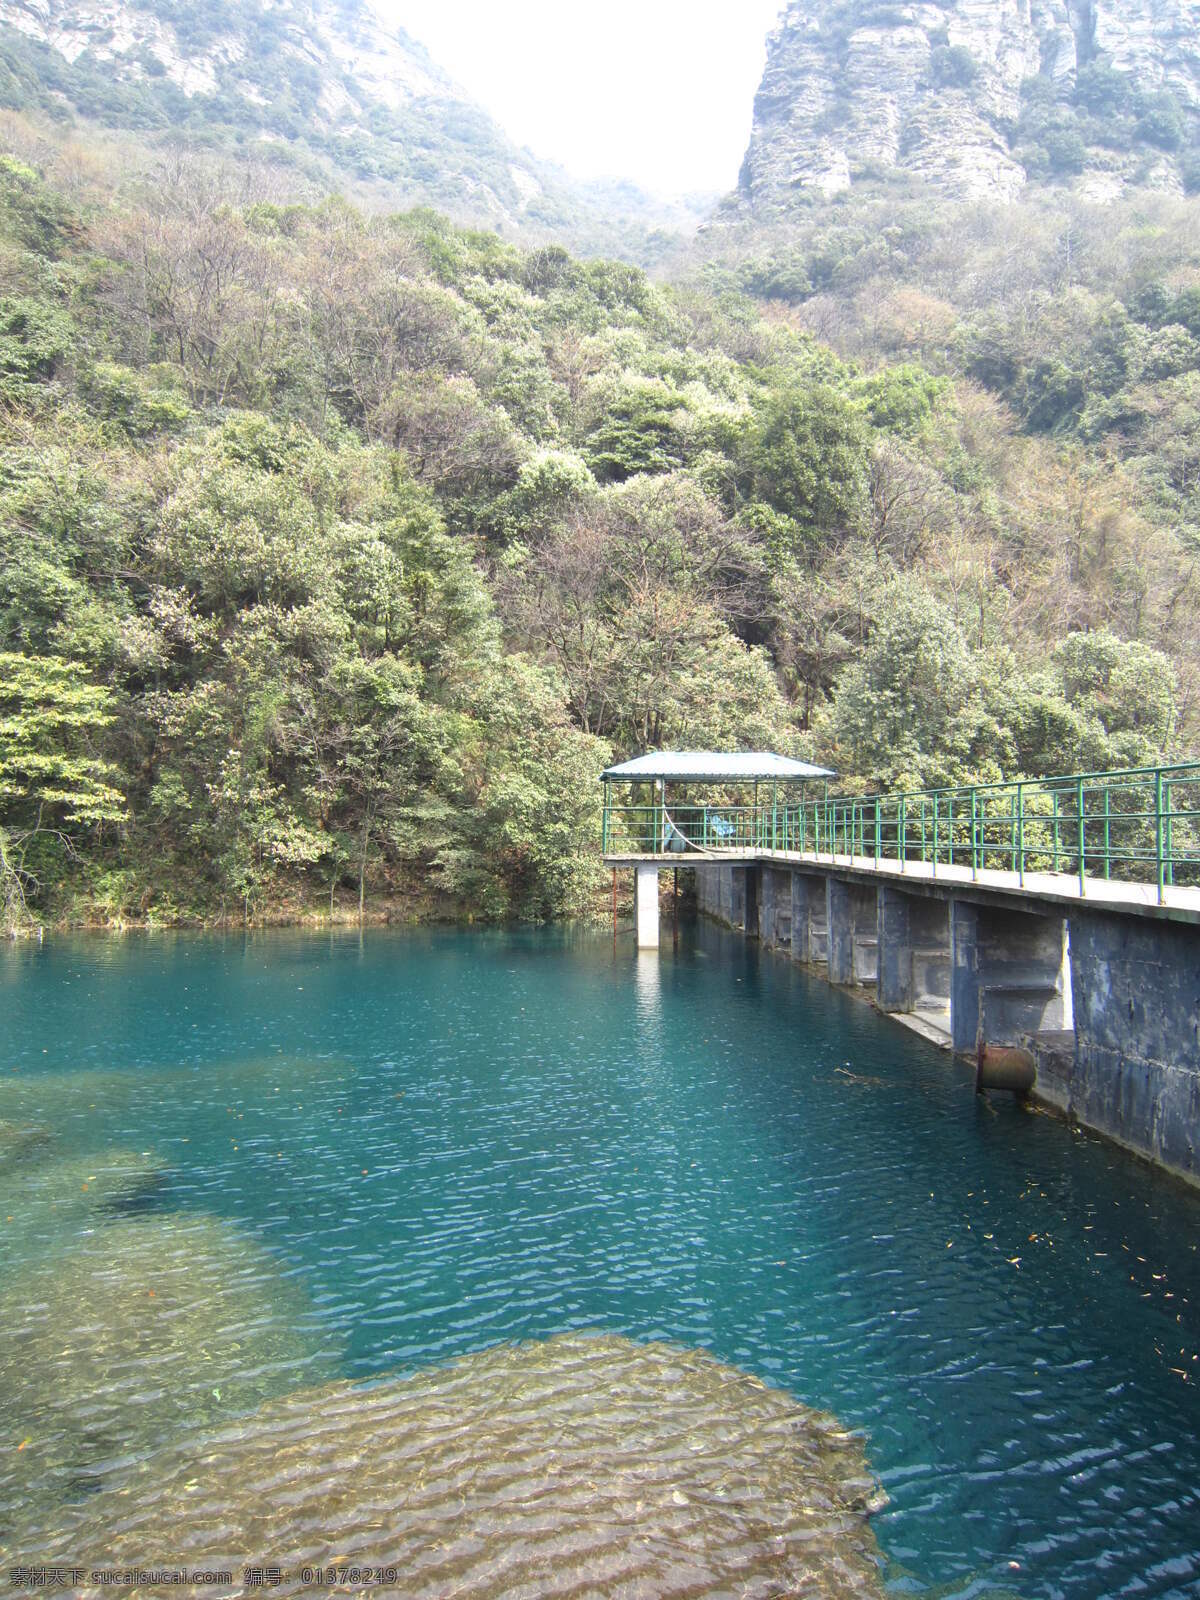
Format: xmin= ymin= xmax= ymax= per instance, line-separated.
xmin=600 ymin=750 xmax=835 ymax=947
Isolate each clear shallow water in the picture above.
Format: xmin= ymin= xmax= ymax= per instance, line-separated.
xmin=2 ymin=923 xmax=1199 ymax=1597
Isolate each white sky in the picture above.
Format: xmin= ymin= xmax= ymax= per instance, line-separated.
xmin=384 ymin=1 xmax=785 ymax=196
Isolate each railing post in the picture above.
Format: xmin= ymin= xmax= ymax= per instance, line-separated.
xmin=875 ymin=798 xmax=881 ymax=867
xmin=970 ymin=788 xmax=978 ymax=879
xmin=947 ymin=793 xmax=960 ymax=870
xmin=932 ymin=792 xmax=938 ymax=878
xmin=1017 ymin=782 xmax=1024 ymax=888
xmin=1052 ymin=792 xmax=1060 ymax=874
xmin=1077 ymin=777 xmax=1086 ymax=897
xmin=1102 ymin=787 xmax=1110 ymax=879
xmin=948 ymin=793 xmax=954 ymax=869
xmin=900 ymin=797 xmax=906 ymax=870
xmin=1155 ymin=767 xmax=1165 ymax=903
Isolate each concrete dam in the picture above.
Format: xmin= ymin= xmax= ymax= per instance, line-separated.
xmin=601 ymin=752 xmax=1200 ymax=1189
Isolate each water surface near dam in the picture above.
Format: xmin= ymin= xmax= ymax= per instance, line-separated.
xmin=2 ymin=924 xmax=1199 ymax=1597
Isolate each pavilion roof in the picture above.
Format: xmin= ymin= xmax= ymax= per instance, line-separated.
xmin=600 ymin=751 xmax=835 ymax=783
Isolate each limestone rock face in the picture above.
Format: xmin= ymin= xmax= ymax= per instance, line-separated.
xmin=0 ymin=0 xmax=455 ymax=122
xmin=737 ymin=0 xmax=1200 ymax=213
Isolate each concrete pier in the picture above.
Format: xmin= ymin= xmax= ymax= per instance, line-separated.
xmin=729 ymin=865 xmax=759 ymax=936
xmin=760 ymin=866 xmax=778 ymax=946
xmin=876 ymin=886 xmax=912 ymax=1012
xmin=827 ymin=879 xmax=877 ymax=986
xmin=950 ymin=901 xmax=1070 ymax=1054
xmin=635 ymin=864 xmax=660 ymax=949
xmin=785 ymin=872 xmax=829 ymax=964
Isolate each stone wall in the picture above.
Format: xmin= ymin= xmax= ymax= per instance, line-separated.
xmin=1066 ymin=910 xmax=1200 ymax=1182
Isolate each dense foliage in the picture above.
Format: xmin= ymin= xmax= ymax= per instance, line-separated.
xmin=0 ymin=129 xmax=1188 ymax=928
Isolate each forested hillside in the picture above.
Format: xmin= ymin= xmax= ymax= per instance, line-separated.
xmin=0 ymin=126 xmax=1189 ymax=930
xmin=0 ymin=0 xmax=702 ymax=262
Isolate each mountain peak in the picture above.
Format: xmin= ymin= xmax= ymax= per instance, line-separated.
xmin=734 ymin=0 xmax=1200 ymax=213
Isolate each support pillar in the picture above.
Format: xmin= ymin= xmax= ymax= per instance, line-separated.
xmin=827 ymin=878 xmax=855 ymax=985
xmin=949 ymin=899 xmax=980 ymax=1053
xmin=877 ymin=886 xmax=913 ymax=1012
xmin=791 ymin=873 xmax=813 ymax=962
xmin=760 ymin=868 xmax=778 ymax=947
xmin=635 ymin=864 xmax=660 ymax=949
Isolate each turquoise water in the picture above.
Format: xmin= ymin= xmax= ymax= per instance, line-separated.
xmin=2 ymin=923 xmax=1200 ymax=1597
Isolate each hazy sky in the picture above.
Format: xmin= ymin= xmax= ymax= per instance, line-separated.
xmin=384 ymin=1 xmax=784 ymax=196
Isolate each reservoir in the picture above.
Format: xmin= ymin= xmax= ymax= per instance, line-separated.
xmin=2 ymin=924 xmax=1199 ymax=1597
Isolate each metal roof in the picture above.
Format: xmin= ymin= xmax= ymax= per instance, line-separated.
xmin=601 ymin=751 xmax=835 ymax=783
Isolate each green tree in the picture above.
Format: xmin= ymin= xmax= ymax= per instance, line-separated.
xmin=825 ymin=580 xmax=1006 ymax=789
xmin=1052 ymin=630 xmax=1177 ymax=763
xmin=743 ymin=385 xmax=870 ymax=550
xmin=0 ymin=653 xmax=125 ymax=929
xmin=437 ymin=656 xmax=610 ymax=919
xmin=582 ymin=378 xmax=692 ymax=484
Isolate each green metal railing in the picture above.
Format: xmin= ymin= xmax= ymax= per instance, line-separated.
xmin=601 ymin=762 xmax=1200 ymax=903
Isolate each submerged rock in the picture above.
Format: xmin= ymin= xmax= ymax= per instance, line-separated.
xmin=0 ymin=1149 xmax=168 ymax=1237
xmin=0 ymin=1055 xmax=354 ymax=1127
xmin=0 ymin=1150 xmax=176 ymax=1288
xmin=0 ymin=1120 xmax=51 ymax=1174
xmin=0 ymin=1214 xmax=336 ymax=1529
xmin=26 ymin=1331 xmax=887 ymax=1599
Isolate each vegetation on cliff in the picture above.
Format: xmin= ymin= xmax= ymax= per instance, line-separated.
xmin=0 ymin=125 xmax=1189 ymax=930
xmin=0 ymin=0 xmax=700 ymax=264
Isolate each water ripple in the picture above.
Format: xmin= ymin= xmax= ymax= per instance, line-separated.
xmin=1 ymin=925 xmax=1200 ymax=1597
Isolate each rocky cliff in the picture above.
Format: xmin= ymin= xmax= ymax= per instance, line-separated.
xmin=737 ymin=0 xmax=1200 ymax=211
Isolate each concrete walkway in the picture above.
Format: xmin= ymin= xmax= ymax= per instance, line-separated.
xmin=602 ymin=848 xmax=1200 ymax=924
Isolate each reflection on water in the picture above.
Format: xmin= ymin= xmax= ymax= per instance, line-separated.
xmin=19 ymin=1332 xmax=887 ymax=1600
xmin=634 ymin=949 xmax=663 ymax=1031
